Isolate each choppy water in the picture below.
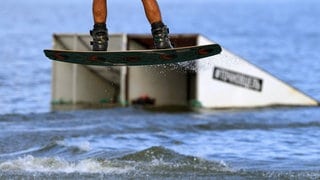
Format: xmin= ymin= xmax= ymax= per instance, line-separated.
xmin=1 ymin=0 xmax=320 ymax=179
xmin=1 ymin=107 xmax=320 ymax=179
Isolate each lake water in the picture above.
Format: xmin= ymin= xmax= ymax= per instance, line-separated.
xmin=0 ymin=0 xmax=320 ymax=179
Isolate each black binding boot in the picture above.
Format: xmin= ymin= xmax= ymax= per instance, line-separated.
xmin=151 ymin=22 xmax=173 ymax=49
xmin=90 ymin=24 xmax=108 ymax=51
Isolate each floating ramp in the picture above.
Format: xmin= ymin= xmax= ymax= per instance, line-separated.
xmin=50 ymin=33 xmax=318 ymax=109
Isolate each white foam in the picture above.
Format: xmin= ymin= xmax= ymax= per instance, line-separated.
xmin=0 ymin=155 xmax=134 ymax=174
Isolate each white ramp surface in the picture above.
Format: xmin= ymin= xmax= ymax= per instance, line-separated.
xmin=196 ymin=36 xmax=318 ymax=108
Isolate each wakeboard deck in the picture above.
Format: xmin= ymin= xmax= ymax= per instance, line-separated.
xmin=43 ymin=44 xmax=222 ymax=66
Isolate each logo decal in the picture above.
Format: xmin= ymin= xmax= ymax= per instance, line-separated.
xmin=124 ymin=56 xmax=140 ymax=62
xmin=213 ymin=67 xmax=263 ymax=92
xmin=88 ymin=55 xmax=105 ymax=62
xmin=53 ymin=53 xmax=68 ymax=61
xmin=198 ymin=47 xmax=213 ymax=55
xmin=160 ymin=54 xmax=177 ymax=61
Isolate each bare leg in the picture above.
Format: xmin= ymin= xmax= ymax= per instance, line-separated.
xmin=141 ymin=0 xmax=162 ymax=24
xmin=93 ymin=0 xmax=107 ymax=24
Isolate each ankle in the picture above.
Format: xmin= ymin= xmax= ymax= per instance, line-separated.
xmin=151 ymin=21 xmax=165 ymax=30
xmin=93 ymin=23 xmax=107 ymax=30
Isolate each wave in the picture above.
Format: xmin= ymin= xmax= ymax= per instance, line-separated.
xmin=118 ymin=146 xmax=230 ymax=173
xmin=0 ymin=146 xmax=230 ymax=176
xmin=0 ymin=155 xmax=133 ymax=175
xmin=1 ymin=153 xmax=320 ymax=179
xmin=193 ymin=121 xmax=320 ymax=131
xmin=0 ymin=137 xmax=93 ymax=161
xmin=0 ymin=155 xmax=320 ymax=179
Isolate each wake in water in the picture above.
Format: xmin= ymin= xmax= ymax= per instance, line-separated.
xmin=0 ymin=146 xmax=229 ymax=177
xmin=1 ymin=147 xmax=319 ymax=179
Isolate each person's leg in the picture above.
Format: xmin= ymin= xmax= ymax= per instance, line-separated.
xmin=141 ymin=0 xmax=162 ymax=24
xmin=91 ymin=0 xmax=108 ymax=51
xmin=141 ymin=0 xmax=173 ymax=49
xmin=93 ymin=0 xmax=107 ymax=23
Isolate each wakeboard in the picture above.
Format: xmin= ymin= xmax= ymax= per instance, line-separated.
xmin=43 ymin=44 xmax=221 ymax=66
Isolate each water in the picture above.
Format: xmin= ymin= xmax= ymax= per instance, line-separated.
xmin=1 ymin=0 xmax=320 ymax=179
xmin=1 ymin=108 xmax=320 ymax=179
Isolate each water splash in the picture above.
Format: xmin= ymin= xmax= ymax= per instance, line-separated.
xmin=0 ymin=155 xmax=133 ymax=174
xmin=0 ymin=146 xmax=230 ymax=175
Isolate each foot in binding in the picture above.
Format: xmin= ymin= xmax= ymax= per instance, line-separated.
xmin=90 ymin=28 xmax=109 ymax=51
xmin=152 ymin=25 xmax=173 ymax=49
